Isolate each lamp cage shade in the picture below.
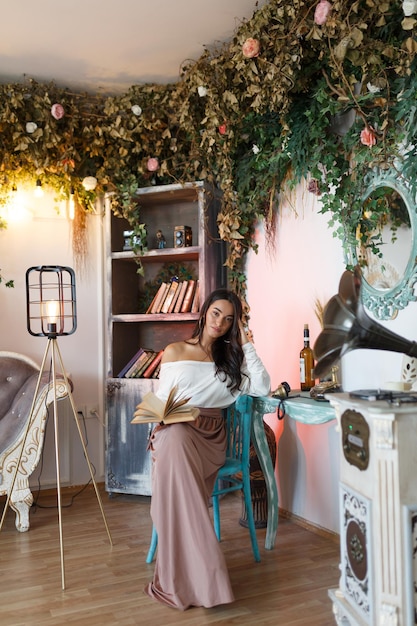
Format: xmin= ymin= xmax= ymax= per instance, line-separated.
xmin=26 ymin=265 xmax=77 ymax=337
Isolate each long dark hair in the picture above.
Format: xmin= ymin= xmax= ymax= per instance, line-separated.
xmin=190 ymin=288 xmax=246 ymax=392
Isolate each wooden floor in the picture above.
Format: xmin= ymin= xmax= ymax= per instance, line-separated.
xmin=0 ymin=485 xmax=340 ymax=625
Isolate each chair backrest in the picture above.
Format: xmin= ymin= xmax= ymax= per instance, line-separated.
xmin=224 ymin=394 xmax=253 ymax=466
xmin=0 ymin=352 xmax=39 ymax=420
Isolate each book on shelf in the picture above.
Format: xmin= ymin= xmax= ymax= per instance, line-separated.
xmin=180 ymin=280 xmax=196 ymax=313
xmin=151 ymin=362 xmax=162 ymax=379
xmin=131 ymin=350 xmax=158 ymax=378
xmin=191 ymin=280 xmax=200 ymax=313
xmin=167 ymin=280 xmax=182 ymax=313
xmin=131 ymin=385 xmax=200 ymax=425
xmin=142 ymin=349 xmax=164 ymax=378
xmin=173 ymin=280 xmax=188 ymax=313
xmin=125 ymin=349 xmax=154 ymax=378
xmin=117 ymin=347 xmax=145 ymax=378
xmin=124 ymin=349 xmax=150 ymax=378
xmin=146 ymin=282 xmax=164 ymax=313
xmin=149 ymin=282 xmax=169 ymax=314
xmin=160 ymin=280 xmax=180 ymax=314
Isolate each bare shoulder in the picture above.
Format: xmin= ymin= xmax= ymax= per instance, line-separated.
xmin=162 ymin=339 xmax=202 ymax=363
xmin=161 ymin=341 xmax=188 ymax=363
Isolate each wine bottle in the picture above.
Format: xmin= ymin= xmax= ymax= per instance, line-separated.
xmin=300 ymin=324 xmax=315 ymax=391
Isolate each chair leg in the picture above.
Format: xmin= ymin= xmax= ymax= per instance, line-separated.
xmin=146 ymin=525 xmax=158 ymax=563
xmin=212 ymin=491 xmax=221 ymax=541
xmin=242 ymin=475 xmax=261 ymax=562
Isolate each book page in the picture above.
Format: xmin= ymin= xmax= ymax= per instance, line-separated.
xmin=132 ymin=391 xmax=166 ymax=422
xmin=132 ymin=386 xmax=199 ymax=424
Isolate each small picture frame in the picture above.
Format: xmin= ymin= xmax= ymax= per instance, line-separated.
xmin=123 ymin=230 xmax=141 ymax=251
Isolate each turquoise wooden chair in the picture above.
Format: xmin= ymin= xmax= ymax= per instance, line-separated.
xmin=146 ymin=394 xmax=261 ymax=563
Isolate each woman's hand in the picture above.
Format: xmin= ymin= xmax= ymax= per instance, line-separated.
xmin=238 ymin=319 xmax=249 ymax=345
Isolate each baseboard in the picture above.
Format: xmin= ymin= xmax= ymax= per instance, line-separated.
xmin=29 ymin=482 xmax=106 ymax=499
xmin=279 ymin=507 xmax=339 ymax=544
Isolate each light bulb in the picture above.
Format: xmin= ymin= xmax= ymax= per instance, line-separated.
xmin=68 ymin=188 xmax=75 ymax=220
xmin=41 ymin=299 xmax=61 ymax=324
xmin=34 ymin=179 xmax=44 ymax=198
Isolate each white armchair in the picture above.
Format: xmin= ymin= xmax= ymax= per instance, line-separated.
xmin=0 ymin=351 xmax=70 ymax=531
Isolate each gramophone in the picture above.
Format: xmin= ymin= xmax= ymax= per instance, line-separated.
xmin=313 ymin=265 xmax=417 ymax=401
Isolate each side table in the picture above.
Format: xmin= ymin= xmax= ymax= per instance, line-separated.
xmin=251 ymin=393 xmax=336 ymax=550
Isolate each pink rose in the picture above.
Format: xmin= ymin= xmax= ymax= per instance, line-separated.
xmin=242 ymin=38 xmax=260 ymax=59
xmin=360 ymin=127 xmax=377 ymax=147
xmin=147 ymin=157 xmax=159 ymax=172
xmin=307 ymin=179 xmax=321 ymax=196
xmin=218 ymin=124 xmax=227 ymax=135
xmin=314 ymin=0 xmax=332 ymax=26
xmin=51 ymin=103 xmax=65 ymax=120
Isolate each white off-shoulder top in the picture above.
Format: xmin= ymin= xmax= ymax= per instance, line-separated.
xmin=156 ymin=342 xmax=270 ymax=409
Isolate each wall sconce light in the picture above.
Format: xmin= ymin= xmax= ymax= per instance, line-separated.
xmin=0 ymin=265 xmax=113 ymax=589
xmin=34 ymin=179 xmax=44 ymax=198
xmin=0 ymin=185 xmax=32 ymax=223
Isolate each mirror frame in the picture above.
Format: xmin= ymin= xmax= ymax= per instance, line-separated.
xmin=353 ymin=167 xmax=417 ymax=320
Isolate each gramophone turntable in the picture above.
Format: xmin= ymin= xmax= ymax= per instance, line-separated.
xmin=314 ymin=267 xmax=417 ymax=626
xmin=349 ymin=388 xmax=417 ymax=403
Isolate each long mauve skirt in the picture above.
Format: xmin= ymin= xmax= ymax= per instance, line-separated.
xmin=144 ymin=410 xmax=235 ymax=610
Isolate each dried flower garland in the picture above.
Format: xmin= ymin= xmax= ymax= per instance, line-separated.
xmin=0 ymin=0 xmax=416 ymax=300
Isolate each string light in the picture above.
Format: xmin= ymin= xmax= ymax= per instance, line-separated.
xmin=34 ymin=179 xmax=44 ymax=198
xmin=68 ymin=187 xmax=75 ymax=220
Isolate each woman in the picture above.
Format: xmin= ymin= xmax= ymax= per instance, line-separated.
xmin=145 ymin=288 xmax=270 ymax=610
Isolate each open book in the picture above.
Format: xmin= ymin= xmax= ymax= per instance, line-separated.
xmin=131 ymin=385 xmax=199 ymax=425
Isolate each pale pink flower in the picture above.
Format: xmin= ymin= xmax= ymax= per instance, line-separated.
xmin=147 ymin=157 xmax=159 ymax=172
xmin=314 ymin=0 xmax=332 ymax=26
xmin=51 ymin=103 xmax=65 ymax=120
xmin=307 ymin=179 xmax=321 ymax=196
xmin=242 ymin=38 xmax=260 ymax=58
xmin=360 ymin=127 xmax=377 ymax=147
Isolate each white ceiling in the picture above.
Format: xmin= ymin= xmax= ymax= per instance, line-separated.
xmin=1 ymin=0 xmax=266 ymax=94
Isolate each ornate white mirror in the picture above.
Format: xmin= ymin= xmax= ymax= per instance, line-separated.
xmin=353 ymin=167 xmax=417 ymax=320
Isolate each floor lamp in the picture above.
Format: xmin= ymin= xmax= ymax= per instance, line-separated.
xmin=0 ymin=265 xmax=112 ymax=590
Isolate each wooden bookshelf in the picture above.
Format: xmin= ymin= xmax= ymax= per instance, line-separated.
xmin=104 ymin=181 xmax=227 ymax=496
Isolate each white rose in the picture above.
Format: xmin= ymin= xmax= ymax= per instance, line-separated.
xmin=131 ymin=105 xmax=142 ymax=116
xmin=26 ymin=122 xmax=37 ymax=134
xmin=197 ymin=86 xmax=207 ymax=97
xmin=403 ymin=0 xmax=417 ymax=16
xmin=82 ymin=176 xmax=98 ymax=191
xmin=252 ymin=144 xmax=260 ymax=154
xmin=367 ymin=82 xmax=381 ymax=94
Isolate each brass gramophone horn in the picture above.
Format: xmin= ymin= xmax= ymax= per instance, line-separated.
xmin=313 ymin=266 xmax=417 ymax=379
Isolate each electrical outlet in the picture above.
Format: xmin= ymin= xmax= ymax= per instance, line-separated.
xmin=86 ymin=404 xmax=99 ymax=419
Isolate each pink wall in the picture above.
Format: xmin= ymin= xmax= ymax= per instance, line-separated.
xmin=245 ymin=186 xmax=345 ymax=532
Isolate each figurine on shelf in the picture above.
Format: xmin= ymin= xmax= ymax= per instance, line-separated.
xmin=156 ymin=230 xmax=166 ymax=249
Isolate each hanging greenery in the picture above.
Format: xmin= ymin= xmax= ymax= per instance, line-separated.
xmin=0 ymin=0 xmax=416 ymax=299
